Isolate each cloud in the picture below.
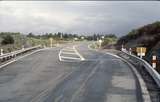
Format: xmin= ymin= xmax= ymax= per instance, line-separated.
xmin=0 ymin=1 xmax=160 ymax=36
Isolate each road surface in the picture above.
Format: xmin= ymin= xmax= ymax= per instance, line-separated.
xmin=0 ymin=42 xmax=142 ymax=102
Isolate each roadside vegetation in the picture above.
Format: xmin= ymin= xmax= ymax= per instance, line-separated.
xmin=101 ymin=34 xmax=117 ymax=49
xmin=0 ymin=32 xmax=26 ymax=53
xmin=87 ymin=34 xmax=118 ymax=49
xmin=0 ymin=32 xmax=117 ymax=53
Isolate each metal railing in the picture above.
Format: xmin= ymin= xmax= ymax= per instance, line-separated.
xmin=122 ymin=51 xmax=160 ymax=88
xmin=0 ymin=45 xmax=41 ymax=62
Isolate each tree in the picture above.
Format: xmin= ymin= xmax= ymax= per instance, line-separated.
xmin=27 ymin=32 xmax=35 ymax=38
xmin=1 ymin=35 xmax=14 ymax=45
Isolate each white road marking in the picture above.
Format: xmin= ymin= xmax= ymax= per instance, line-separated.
xmin=73 ymin=46 xmax=85 ymax=61
xmin=88 ymin=44 xmax=92 ymax=50
xmin=105 ymin=52 xmax=121 ymax=59
xmin=60 ymin=59 xmax=82 ymax=62
xmin=61 ymin=49 xmax=75 ymax=52
xmin=60 ymin=52 xmax=77 ymax=55
xmin=58 ymin=50 xmax=62 ymax=61
xmin=87 ymin=43 xmax=98 ymax=51
xmin=60 ymin=56 xmax=81 ymax=60
xmin=59 ymin=45 xmax=85 ymax=62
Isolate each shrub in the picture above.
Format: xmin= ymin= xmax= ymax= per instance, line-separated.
xmin=1 ymin=35 xmax=14 ymax=45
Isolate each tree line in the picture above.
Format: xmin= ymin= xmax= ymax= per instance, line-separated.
xmin=0 ymin=32 xmax=117 ymax=46
xmin=27 ymin=32 xmax=117 ymax=41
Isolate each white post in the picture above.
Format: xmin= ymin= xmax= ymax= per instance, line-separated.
xmin=99 ymin=39 xmax=102 ymax=48
xmin=129 ymin=48 xmax=132 ymax=55
xmin=22 ymin=45 xmax=24 ymax=50
xmin=60 ymin=33 xmax=63 ymax=39
xmin=121 ymin=45 xmax=124 ymax=51
xmin=140 ymin=48 xmax=142 ymax=59
xmin=49 ymin=38 xmax=53 ymax=48
xmin=0 ymin=49 xmax=3 ymax=55
xmin=152 ymin=55 xmax=156 ymax=69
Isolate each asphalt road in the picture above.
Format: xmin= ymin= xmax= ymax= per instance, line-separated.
xmin=0 ymin=42 xmax=141 ymax=102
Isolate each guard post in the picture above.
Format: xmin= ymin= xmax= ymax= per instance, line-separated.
xmin=0 ymin=49 xmax=3 ymax=55
xmin=152 ymin=55 xmax=157 ymax=69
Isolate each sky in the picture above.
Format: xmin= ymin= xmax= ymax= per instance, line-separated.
xmin=0 ymin=1 xmax=160 ymax=36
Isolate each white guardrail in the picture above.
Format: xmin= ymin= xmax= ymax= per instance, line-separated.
xmin=0 ymin=45 xmax=41 ymax=62
xmin=122 ymin=51 xmax=160 ymax=88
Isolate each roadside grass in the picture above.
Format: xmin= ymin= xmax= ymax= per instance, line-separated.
xmin=102 ymin=37 xmax=117 ymax=47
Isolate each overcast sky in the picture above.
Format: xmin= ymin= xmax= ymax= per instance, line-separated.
xmin=0 ymin=1 xmax=160 ymax=36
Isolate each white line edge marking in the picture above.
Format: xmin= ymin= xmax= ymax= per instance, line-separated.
xmin=105 ymin=52 xmax=121 ymax=59
xmin=105 ymin=52 xmax=151 ymax=102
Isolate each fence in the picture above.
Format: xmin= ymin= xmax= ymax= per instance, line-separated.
xmin=121 ymin=51 xmax=160 ymax=88
xmin=0 ymin=45 xmax=41 ymax=62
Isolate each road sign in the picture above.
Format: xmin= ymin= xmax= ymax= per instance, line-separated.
xmin=136 ymin=47 xmax=146 ymax=58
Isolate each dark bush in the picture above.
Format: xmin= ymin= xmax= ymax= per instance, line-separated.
xmin=1 ymin=35 xmax=14 ymax=45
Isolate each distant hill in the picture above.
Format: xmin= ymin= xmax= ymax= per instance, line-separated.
xmin=116 ymin=21 xmax=160 ymax=72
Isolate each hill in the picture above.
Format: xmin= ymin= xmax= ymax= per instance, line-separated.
xmin=116 ymin=21 xmax=160 ymax=72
